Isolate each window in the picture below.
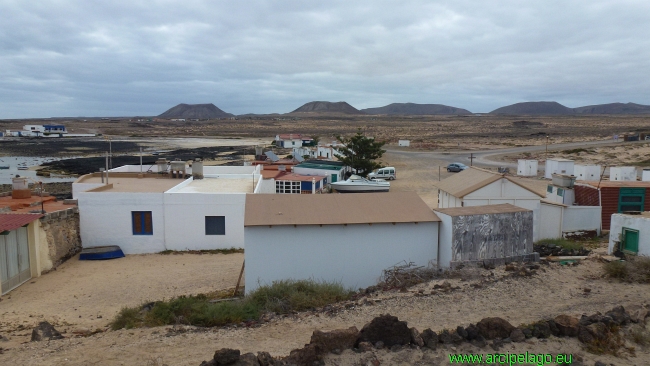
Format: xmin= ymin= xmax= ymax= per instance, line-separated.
xmin=547 ymin=185 xmax=553 ymax=193
xmin=618 ymin=188 xmax=645 ymax=213
xmin=132 ymin=211 xmax=153 ymax=235
xmin=205 ymin=216 xmax=226 ymax=235
xmin=557 ymin=188 xmax=564 ymax=197
xmin=276 ymin=180 xmax=300 ymax=194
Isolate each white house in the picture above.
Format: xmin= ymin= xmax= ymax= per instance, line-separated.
xmin=433 ymin=204 xmax=537 ymax=269
xmin=574 ymin=165 xmax=601 ymax=181
xmin=517 ymin=160 xmax=538 ymax=177
xmin=545 ymin=159 xmax=574 ymax=179
xmin=398 ymin=140 xmax=410 ymax=147
xmin=244 ymin=192 xmax=440 ymax=293
xmin=436 ymin=167 xmax=545 ymax=240
xmin=610 ymin=167 xmax=637 ymax=181
xmin=75 ymin=165 xmax=262 ymax=254
xmin=275 ymin=134 xmax=313 ymax=148
xmin=608 ymin=212 xmax=650 ymax=256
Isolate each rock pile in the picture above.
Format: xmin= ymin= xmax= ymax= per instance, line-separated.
xmin=199 ymin=306 xmax=649 ymax=366
xmin=31 ymin=321 xmax=64 ymax=342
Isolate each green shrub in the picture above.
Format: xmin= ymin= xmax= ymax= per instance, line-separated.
xmin=604 ymin=256 xmax=650 ymax=283
xmin=536 ymin=238 xmax=583 ymax=251
xmin=110 ymin=279 xmax=352 ymax=330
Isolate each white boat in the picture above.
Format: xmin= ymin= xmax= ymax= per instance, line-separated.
xmin=330 ymin=175 xmax=390 ymax=193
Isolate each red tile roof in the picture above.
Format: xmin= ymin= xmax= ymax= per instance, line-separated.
xmin=0 ymin=213 xmax=43 ymax=232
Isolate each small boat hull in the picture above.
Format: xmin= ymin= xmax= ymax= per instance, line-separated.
xmin=79 ymin=245 xmax=125 ymax=260
xmin=331 ymin=175 xmax=390 ymax=193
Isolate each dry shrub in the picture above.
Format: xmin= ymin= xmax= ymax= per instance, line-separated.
xmin=604 ymin=256 xmax=650 ymax=283
xmin=377 ymin=261 xmax=483 ymax=290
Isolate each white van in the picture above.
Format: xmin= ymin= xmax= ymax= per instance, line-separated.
xmin=368 ymin=167 xmax=396 ymax=180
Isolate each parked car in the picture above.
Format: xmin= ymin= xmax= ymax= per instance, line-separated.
xmin=447 ymin=163 xmax=468 ymax=172
xmin=368 ymin=167 xmax=396 ymax=180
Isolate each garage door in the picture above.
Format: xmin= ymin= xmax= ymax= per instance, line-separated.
xmin=0 ymin=227 xmax=31 ymax=295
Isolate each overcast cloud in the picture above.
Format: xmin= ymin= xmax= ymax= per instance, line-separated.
xmin=1 ymin=0 xmax=649 ymax=118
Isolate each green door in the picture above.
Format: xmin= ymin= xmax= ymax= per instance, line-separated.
xmin=618 ymin=188 xmax=645 ymax=213
xmin=331 ymin=174 xmax=337 ymax=183
xmin=622 ymin=228 xmax=639 ymax=254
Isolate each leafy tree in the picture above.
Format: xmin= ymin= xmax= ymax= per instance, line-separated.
xmin=335 ymin=130 xmax=386 ymax=177
xmin=310 ymin=135 xmax=320 ymax=146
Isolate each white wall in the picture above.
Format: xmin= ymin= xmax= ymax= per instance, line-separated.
xmin=109 ymin=165 xmax=161 ymax=173
xmin=78 ymin=192 xmax=167 ymax=254
xmin=609 ymin=214 xmax=650 ymax=256
xmin=204 ymin=165 xmax=259 ymax=175
xmin=163 ymin=192 xmax=247 ymax=251
xmin=562 ymin=206 xmax=601 ymax=233
xmin=255 ymin=178 xmax=276 ymax=193
xmin=610 ymin=167 xmax=637 ymax=181
xmin=643 ymin=169 xmax=650 ymax=182
xmin=575 ymin=165 xmax=601 ymax=181
xmin=517 ymin=160 xmax=538 ymax=176
xmin=245 ymin=222 xmax=439 ymax=293
xmin=437 ymin=190 xmax=463 ymax=208
xmin=435 ymin=213 xmax=453 ymax=268
xmin=398 ymin=140 xmax=410 ymax=147
xmin=539 ymin=203 xmax=563 ymax=240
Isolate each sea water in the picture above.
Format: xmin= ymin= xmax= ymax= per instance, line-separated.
xmin=0 ymin=156 xmax=78 ymax=185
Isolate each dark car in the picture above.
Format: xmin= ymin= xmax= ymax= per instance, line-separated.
xmin=447 ymin=163 xmax=468 ymax=172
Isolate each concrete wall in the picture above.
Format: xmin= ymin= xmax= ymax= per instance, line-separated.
xmin=562 ymin=206 xmax=601 ymax=233
xmin=245 ymin=222 xmax=439 ymax=293
xmin=436 ymin=213 xmax=453 ymax=268
xmin=609 ymin=214 xmax=650 ymax=256
xmin=72 ymin=182 xmax=104 ymax=199
xmin=78 ymin=191 xmax=167 ymax=254
xmin=293 ymin=167 xmax=342 ymax=183
xmin=204 ymin=165 xmax=260 ymax=175
xmin=163 ymin=192 xmax=247 ymax=250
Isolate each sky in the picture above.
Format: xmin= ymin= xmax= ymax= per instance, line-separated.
xmin=1 ymin=0 xmax=650 ymax=118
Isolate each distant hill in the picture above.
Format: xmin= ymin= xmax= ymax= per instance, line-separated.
xmin=573 ymin=102 xmax=650 ymax=114
xmin=290 ymin=101 xmax=364 ymax=115
xmin=158 ymin=103 xmax=233 ymax=119
xmin=361 ymin=103 xmax=472 ymax=115
xmin=490 ymin=102 xmax=573 ymax=115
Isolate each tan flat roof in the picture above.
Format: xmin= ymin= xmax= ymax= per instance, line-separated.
xmin=434 ymin=203 xmax=530 ymax=217
xmin=85 ymin=176 xmax=183 ymax=193
xmin=245 ymin=192 xmax=440 ymax=226
xmin=174 ymin=177 xmax=254 ymax=193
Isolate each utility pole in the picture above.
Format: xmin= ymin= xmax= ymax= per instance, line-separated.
xmin=469 ymin=153 xmax=475 ymax=166
xmin=545 ymin=135 xmax=549 ymax=159
xmin=39 ymin=182 xmax=45 ymax=214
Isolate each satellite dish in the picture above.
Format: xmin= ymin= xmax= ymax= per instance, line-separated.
xmin=264 ymin=151 xmax=280 ymax=162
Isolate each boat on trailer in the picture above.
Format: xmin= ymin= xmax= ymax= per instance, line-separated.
xmin=330 ymin=175 xmax=390 ymax=193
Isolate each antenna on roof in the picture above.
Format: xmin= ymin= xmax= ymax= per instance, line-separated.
xmin=265 ymin=151 xmax=280 ymax=162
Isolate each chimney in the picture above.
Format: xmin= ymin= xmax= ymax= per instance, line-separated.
xmin=12 ymin=177 xmax=31 ymax=199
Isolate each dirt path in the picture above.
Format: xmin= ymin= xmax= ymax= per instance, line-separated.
xmin=1 ymin=256 xmax=648 ymax=365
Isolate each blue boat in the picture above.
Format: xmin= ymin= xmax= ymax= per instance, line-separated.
xmin=79 ymin=245 xmax=125 ymax=260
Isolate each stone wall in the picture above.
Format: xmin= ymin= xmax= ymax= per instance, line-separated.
xmin=38 ymin=207 xmax=81 ymax=272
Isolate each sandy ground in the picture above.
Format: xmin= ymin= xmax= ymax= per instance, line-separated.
xmin=0 ymin=253 xmax=243 ymax=344
xmin=1 ymin=250 xmax=649 ymax=365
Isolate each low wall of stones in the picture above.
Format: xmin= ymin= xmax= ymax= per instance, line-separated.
xmin=39 ymin=207 xmax=81 ymax=272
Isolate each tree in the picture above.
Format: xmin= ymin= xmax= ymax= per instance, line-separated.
xmin=335 ymin=130 xmax=386 ymax=177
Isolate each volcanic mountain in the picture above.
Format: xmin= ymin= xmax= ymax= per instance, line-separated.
xmin=573 ymin=102 xmax=650 ymax=115
xmin=361 ymin=103 xmax=472 ymax=115
xmin=158 ymin=103 xmax=233 ymax=119
xmin=489 ymin=102 xmax=573 ymax=115
xmin=290 ymin=101 xmax=364 ymax=115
